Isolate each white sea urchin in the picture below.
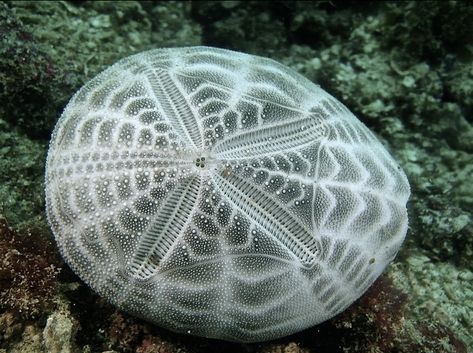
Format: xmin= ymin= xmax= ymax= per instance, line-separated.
xmin=45 ymin=46 xmax=410 ymax=342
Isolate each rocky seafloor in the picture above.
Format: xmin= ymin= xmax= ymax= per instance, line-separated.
xmin=0 ymin=1 xmax=472 ymax=353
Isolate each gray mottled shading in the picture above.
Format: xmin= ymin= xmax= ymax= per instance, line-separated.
xmin=45 ymin=46 xmax=410 ymax=342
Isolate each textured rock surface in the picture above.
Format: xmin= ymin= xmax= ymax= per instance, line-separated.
xmin=45 ymin=47 xmax=409 ymax=342
xmin=42 ymin=309 xmax=77 ymax=353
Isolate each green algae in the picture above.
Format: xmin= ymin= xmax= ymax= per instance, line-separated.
xmin=0 ymin=119 xmax=47 ymax=230
xmin=391 ymin=255 xmax=473 ymax=350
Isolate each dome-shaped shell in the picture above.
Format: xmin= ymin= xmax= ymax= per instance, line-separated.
xmin=45 ymin=46 xmax=410 ymax=342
